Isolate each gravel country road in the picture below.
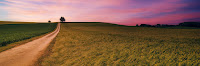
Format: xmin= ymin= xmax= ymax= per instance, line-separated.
xmin=0 ymin=23 xmax=60 ymax=66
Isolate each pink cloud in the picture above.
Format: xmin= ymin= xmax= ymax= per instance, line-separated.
xmin=1 ymin=0 xmax=132 ymax=22
xmin=121 ymin=12 xmax=200 ymax=26
xmin=0 ymin=0 xmax=199 ymax=26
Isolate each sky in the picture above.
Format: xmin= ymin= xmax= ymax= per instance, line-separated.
xmin=0 ymin=0 xmax=200 ymax=26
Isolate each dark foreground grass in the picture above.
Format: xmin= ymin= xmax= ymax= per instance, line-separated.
xmin=41 ymin=23 xmax=200 ymax=66
xmin=0 ymin=23 xmax=57 ymax=47
xmin=0 ymin=21 xmax=35 ymax=24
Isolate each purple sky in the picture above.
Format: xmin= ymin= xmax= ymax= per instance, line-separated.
xmin=0 ymin=0 xmax=200 ymax=25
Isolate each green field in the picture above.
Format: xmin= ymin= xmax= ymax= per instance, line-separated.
xmin=0 ymin=21 xmax=36 ymax=24
xmin=40 ymin=23 xmax=200 ymax=66
xmin=0 ymin=23 xmax=57 ymax=47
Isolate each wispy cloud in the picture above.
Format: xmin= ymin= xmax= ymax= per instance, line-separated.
xmin=0 ymin=0 xmax=199 ymax=25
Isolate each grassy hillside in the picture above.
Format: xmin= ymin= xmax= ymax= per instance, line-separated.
xmin=0 ymin=23 xmax=57 ymax=47
xmin=41 ymin=23 xmax=200 ymax=66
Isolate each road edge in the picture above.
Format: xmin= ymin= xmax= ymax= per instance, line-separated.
xmin=34 ymin=23 xmax=60 ymax=66
xmin=0 ymin=23 xmax=58 ymax=53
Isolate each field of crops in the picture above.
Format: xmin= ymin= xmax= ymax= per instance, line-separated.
xmin=0 ymin=21 xmax=35 ymax=24
xmin=0 ymin=23 xmax=57 ymax=46
xmin=41 ymin=23 xmax=200 ymax=66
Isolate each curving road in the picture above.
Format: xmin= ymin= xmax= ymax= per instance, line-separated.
xmin=0 ymin=23 xmax=60 ymax=66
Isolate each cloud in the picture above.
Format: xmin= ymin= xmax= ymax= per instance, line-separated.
xmin=121 ymin=12 xmax=200 ymax=26
xmin=0 ymin=0 xmax=200 ymax=25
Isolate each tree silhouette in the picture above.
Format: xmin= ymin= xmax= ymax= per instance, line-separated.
xmin=60 ymin=17 xmax=66 ymax=22
xmin=136 ymin=24 xmax=139 ymax=27
xmin=48 ymin=20 xmax=51 ymax=23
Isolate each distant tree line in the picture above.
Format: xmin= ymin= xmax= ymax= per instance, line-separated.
xmin=137 ymin=22 xmax=200 ymax=28
xmin=179 ymin=22 xmax=200 ymax=27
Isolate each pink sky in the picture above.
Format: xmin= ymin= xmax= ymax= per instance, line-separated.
xmin=0 ymin=0 xmax=200 ymax=25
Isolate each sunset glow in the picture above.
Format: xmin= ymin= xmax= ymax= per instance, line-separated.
xmin=0 ymin=0 xmax=200 ymax=25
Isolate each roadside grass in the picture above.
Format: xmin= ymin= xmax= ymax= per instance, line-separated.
xmin=0 ymin=32 xmax=52 ymax=52
xmin=41 ymin=23 xmax=200 ymax=66
xmin=0 ymin=23 xmax=57 ymax=52
xmin=35 ymin=37 xmax=56 ymax=66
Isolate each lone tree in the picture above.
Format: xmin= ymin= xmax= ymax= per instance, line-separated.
xmin=48 ymin=20 xmax=51 ymax=23
xmin=136 ymin=24 xmax=139 ymax=27
xmin=60 ymin=17 xmax=66 ymax=22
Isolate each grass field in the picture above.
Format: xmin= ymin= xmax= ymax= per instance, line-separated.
xmin=0 ymin=21 xmax=36 ymax=24
xmin=0 ymin=23 xmax=57 ymax=47
xmin=40 ymin=23 xmax=200 ymax=66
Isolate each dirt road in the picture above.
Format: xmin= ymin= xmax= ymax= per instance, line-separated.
xmin=0 ymin=23 xmax=60 ymax=66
